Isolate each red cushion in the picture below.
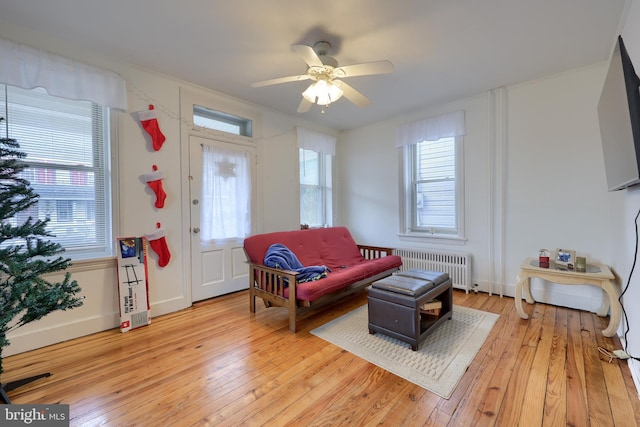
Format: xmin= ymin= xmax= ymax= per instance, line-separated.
xmin=244 ymin=227 xmax=365 ymax=268
xmin=290 ymin=255 xmax=402 ymax=301
xmin=243 ymin=227 xmax=402 ymax=302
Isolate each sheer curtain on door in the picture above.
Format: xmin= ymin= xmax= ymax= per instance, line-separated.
xmin=200 ymin=144 xmax=251 ymax=242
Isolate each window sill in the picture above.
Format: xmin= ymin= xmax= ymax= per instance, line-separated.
xmin=398 ymin=232 xmax=467 ymax=246
xmin=66 ymin=256 xmax=116 ymax=273
xmin=37 ymin=256 xmax=115 ymax=279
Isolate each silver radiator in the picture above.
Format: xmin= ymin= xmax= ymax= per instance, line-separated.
xmin=393 ymin=248 xmax=472 ymax=293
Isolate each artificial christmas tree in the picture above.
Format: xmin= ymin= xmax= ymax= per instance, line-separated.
xmin=0 ymin=117 xmax=84 ymax=403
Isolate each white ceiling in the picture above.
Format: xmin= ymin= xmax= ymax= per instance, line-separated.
xmin=0 ymin=0 xmax=628 ymax=131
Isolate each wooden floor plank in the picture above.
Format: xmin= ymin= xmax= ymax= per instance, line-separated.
xmin=542 ymin=306 xmax=568 ymax=427
xmin=581 ymin=311 xmax=616 ymax=426
xmin=565 ymin=308 xmax=590 ymax=427
xmin=471 ymin=295 xmax=525 ymax=426
xmin=444 ymin=295 xmax=508 ymax=426
xmin=493 ymin=302 xmax=546 ymax=426
xmin=211 ymin=346 xmax=355 ymax=425
xmin=377 ymin=388 xmax=439 ymax=426
xmin=593 ymin=314 xmax=639 ymax=427
xmin=520 ymin=304 xmax=556 ymax=426
xmin=2 ymin=289 xmax=638 ymax=427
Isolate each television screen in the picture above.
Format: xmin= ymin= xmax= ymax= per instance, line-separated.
xmin=597 ymin=35 xmax=640 ymax=191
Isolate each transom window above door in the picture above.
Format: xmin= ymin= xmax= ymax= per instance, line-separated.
xmin=193 ymin=105 xmax=252 ymax=137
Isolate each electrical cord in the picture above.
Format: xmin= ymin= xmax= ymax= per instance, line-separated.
xmin=618 ymin=206 xmax=640 ymax=361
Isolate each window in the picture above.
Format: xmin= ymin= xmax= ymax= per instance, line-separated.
xmin=299 ymin=148 xmax=333 ymax=228
xmin=200 ymin=144 xmax=252 ymax=241
xmin=403 ymin=136 xmax=464 ymax=238
xmin=296 ymin=127 xmax=336 ymax=228
xmin=56 ymin=200 xmax=74 ymax=223
xmin=193 ymin=105 xmax=252 ymax=137
xmin=0 ymin=84 xmax=113 ymax=259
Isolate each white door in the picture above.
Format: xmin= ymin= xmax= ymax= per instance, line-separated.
xmin=189 ymin=135 xmax=254 ymax=302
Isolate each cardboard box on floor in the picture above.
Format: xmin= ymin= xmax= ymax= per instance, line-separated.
xmin=116 ymin=237 xmax=151 ymax=332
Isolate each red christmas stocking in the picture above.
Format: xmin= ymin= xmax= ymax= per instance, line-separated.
xmin=143 ymin=165 xmax=166 ymax=209
xmin=146 ymin=223 xmax=171 ymax=267
xmin=137 ymin=104 xmax=166 ymax=151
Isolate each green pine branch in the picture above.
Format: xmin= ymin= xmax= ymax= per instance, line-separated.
xmin=0 ymin=131 xmax=84 ymax=379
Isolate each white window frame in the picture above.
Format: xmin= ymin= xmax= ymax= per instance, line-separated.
xmin=193 ymin=105 xmax=253 ymax=137
xmin=0 ymin=84 xmax=116 ymax=261
xmin=400 ymin=136 xmax=465 ymax=243
xmin=299 ymin=148 xmax=333 ymax=228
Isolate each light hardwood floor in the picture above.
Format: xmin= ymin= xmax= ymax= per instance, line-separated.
xmin=3 ymin=289 xmax=640 ymax=426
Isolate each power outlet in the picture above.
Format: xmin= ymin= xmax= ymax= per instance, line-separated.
xmin=613 ymin=350 xmax=630 ymax=359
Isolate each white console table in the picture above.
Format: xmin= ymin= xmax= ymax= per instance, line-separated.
xmin=515 ymin=257 xmax=619 ymax=337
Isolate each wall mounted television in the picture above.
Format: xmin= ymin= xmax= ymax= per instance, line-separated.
xmin=598 ymin=35 xmax=640 ymax=191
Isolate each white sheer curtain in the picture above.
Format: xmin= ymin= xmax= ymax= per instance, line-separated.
xmin=296 ymin=126 xmax=336 ymax=155
xmin=395 ymin=110 xmax=466 ymax=147
xmin=0 ymin=38 xmax=127 ymax=110
xmin=200 ymin=145 xmax=251 ymax=242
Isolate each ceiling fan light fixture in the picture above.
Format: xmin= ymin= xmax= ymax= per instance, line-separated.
xmin=253 ymin=40 xmax=390 ymax=112
xmin=302 ymin=80 xmax=344 ymax=107
xmin=328 ymin=81 xmax=344 ymax=102
xmin=302 ymin=83 xmax=317 ymax=103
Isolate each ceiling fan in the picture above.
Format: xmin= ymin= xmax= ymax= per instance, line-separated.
xmin=251 ymin=41 xmax=394 ymax=113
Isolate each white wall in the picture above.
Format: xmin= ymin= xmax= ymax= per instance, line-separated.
xmin=340 ymin=62 xmax=613 ymax=310
xmin=504 ymin=64 xmax=614 ymax=310
xmin=0 ymin=20 xmax=331 ymax=357
xmin=338 ymin=92 xmax=497 ymax=290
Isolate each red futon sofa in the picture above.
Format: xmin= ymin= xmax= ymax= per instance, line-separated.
xmin=243 ymin=226 xmax=402 ymax=332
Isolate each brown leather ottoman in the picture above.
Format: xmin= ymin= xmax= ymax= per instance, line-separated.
xmin=367 ymin=269 xmax=452 ymax=351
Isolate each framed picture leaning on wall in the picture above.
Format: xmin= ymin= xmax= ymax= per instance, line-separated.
xmin=554 ymin=248 xmax=576 ymax=268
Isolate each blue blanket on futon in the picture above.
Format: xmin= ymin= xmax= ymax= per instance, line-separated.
xmin=264 ymin=243 xmax=330 ymax=284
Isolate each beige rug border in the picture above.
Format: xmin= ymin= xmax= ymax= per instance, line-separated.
xmin=310 ymin=304 xmax=499 ymax=399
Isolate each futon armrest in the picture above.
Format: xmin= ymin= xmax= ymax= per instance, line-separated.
xmin=357 ymin=244 xmax=395 ymax=259
xmin=248 ymin=262 xmax=299 ymax=300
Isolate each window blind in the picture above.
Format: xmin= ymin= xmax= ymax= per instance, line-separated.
xmin=412 ymin=137 xmax=457 ymax=232
xmin=0 ymin=84 xmax=112 ymax=258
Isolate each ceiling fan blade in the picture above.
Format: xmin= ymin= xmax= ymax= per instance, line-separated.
xmin=292 ymin=44 xmax=324 ymax=68
xmin=297 ymin=97 xmax=313 ymax=113
xmin=251 ymin=74 xmax=310 ymax=87
xmin=338 ymin=60 xmax=394 ymax=78
xmin=334 ymin=80 xmax=370 ymax=108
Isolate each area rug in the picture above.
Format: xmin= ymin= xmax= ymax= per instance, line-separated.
xmin=310 ymin=304 xmax=499 ymax=399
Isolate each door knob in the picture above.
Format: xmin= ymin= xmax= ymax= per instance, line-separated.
xmin=192 ymin=227 xmax=200 ymax=234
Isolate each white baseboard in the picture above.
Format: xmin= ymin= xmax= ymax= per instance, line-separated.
xmin=474 ymin=280 xmax=606 ymax=314
xmin=5 ymin=295 xmax=190 ymax=357
xmin=151 ymin=295 xmax=191 ymax=318
xmin=619 ymin=336 xmax=640 ymax=399
xmin=4 ymin=312 xmax=119 ymax=357
xmin=630 ymin=359 xmax=640 ymax=399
